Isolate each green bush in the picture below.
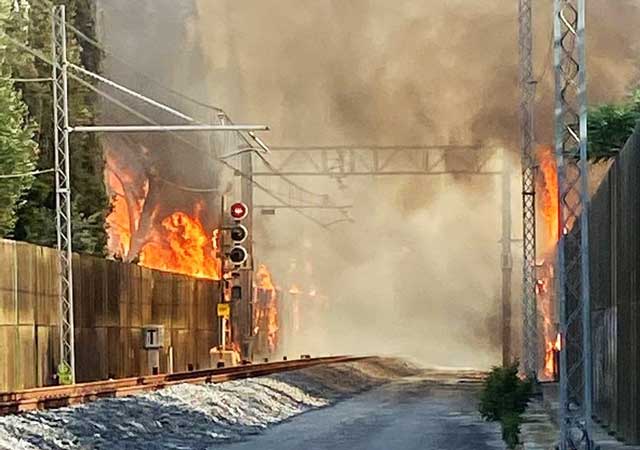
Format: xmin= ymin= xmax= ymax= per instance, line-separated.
xmin=501 ymin=412 xmax=522 ymax=448
xmin=479 ymin=362 xmax=533 ymax=449
xmin=587 ymin=88 xmax=640 ymax=162
xmin=57 ymin=363 xmax=72 ymax=385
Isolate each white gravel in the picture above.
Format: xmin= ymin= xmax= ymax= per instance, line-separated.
xmin=0 ymin=359 xmax=416 ymax=450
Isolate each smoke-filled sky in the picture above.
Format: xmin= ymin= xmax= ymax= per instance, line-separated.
xmin=99 ymin=0 xmax=640 ymax=367
xmin=196 ymin=0 xmax=640 ymax=147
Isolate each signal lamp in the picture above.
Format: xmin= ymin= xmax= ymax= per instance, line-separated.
xmin=230 ymin=202 xmax=248 ymax=221
xmin=229 ymin=246 xmax=248 ymax=265
xmin=230 ymin=224 xmax=248 ymax=243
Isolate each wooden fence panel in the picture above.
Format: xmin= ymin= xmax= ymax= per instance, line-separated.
xmin=576 ymin=124 xmax=640 ymax=443
xmin=0 ymin=239 xmax=220 ymax=392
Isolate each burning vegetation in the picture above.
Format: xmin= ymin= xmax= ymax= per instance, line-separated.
xmin=536 ymin=145 xmax=560 ymax=380
xmin=137 ymin=208 xmax=221 ymax=280
xmin=105 ymin=144 xmax=221 ymax=280
xmin=253 ymin=264 xmax=279 ymax=355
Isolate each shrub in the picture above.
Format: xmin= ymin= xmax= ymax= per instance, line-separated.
xmin=479 ymin=362 xmax=533 ymax=449
xmin=501 ymin=412 xmax=523 ymax=448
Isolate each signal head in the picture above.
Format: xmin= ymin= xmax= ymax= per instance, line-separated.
xmin=230 ymin=202 xmax=248 ymax=221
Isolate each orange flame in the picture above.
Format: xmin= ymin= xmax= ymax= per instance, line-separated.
xmin=537 ymin=146 xmax=560 ymax=379
xmin=254 ymin=264 xmax=279 ymax=354
xmin=107 ymin=192 xmax=131 ymax=257
xmin=256 ymin=264 xmax=276 ymax=291
xmin=106 ymin=168 xmax=147 ymax=258
xmin=138 ymin=210 xmax=221 ymax=280
xmin=105 ymin=149 xmax=220 ymax=280
xmin=544 ymin=333 xmax=562 ymax=378
xmin=538 ymin=146 xmax=559 ymax=249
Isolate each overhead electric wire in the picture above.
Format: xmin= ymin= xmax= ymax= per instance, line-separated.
xmin=0 ymin=168 xmax=54 ymax=179
xmin=46 ymin=6 xmax=337 ymax=208
xmin=533 ymin=29 xmax=554 ymax=87
xmin=53 ymin=1 xmax=339 ymax=214
xmin=68 ymin=74 xmax=329 ymax=227
xmin=6 ymin=19 xmax=339 ymax=229
xmin=29 ymin=0 xmax=224 ymax=116
xmin=69 ymin=63 xmax=194 ymax=123
xmin=69 ymin=22 xmax=224 ymax=112
xmin=64 ymin=20 xmax=336 ymax=208
xmin=71 ymin=82 xmax=330 ymax=225
xmin=33 ymin=0 xmax=226 ymax=114
xmin=224 ymin=114 xmax=331 ymax=203
xmin=2 ymin=77 xmax=53 ymax=82
xmin=153 ymin=176 xmax=221 ymax=193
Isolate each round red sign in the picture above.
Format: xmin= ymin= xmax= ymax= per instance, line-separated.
xmin=230 ymin=202 xmax=248 ymax=220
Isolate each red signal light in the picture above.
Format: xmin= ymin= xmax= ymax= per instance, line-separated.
xmin=230 ymin=202 xmax=248 ymax=220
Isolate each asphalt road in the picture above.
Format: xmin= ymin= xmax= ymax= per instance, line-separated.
xmin=219 ymin=375 xmax=506 ymax=450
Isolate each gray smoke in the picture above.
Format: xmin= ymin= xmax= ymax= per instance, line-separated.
xmin=99 ymin=0 xmax=640 ymax=367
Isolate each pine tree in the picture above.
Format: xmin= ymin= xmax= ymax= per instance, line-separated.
xmin=11 ymin=0 xmax=109 ymax=255
xmin=0 ymin=0 xmax=39 ymax=236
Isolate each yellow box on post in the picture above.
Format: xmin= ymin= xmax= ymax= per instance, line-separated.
xmin=217 ymin=303 xmax=230 ymax=318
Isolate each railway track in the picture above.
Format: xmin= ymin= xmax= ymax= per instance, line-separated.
xmin=0 ymin=355 xmax=368 ymax=415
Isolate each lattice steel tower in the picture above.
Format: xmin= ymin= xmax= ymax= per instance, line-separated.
xmin=553 ymin=0 xmax=593 ymax=448
xmin=518 ymin=0 xmax=538 ymax=378
xmin=52 ymin=5 xmax=76 ymax=383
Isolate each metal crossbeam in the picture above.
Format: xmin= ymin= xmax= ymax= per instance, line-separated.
xmin=255 ymin=205 xmax=352 ymax=210
xmin=254 ymin=145 xmax=500 ymax=177
xmin=52 ymin=5 xmax=75 ymax=383
xmin=553 ymin=0 xmax=593 ymax=448
xmin=71 ymin=125 xmax=268 ymax=133
xmin=519 ymin=0 xmax=539 ymax=377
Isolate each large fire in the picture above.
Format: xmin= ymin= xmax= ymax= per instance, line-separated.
xmin=106 ymin=167 xmax=147 ymax=258
xmin=138 ymin=209 xmax=221 ymax=280
xmin=543 ymin=333 xmax=562 ymax=378
xmin=538 ymin=146 xmax=559 ymax=252
xmin=254 ymin=264 xmax=279 ymax=354
xmin=537 ymin=146 xmax=560 ymax=380
xmin=256 ymin=263 xmax=276 ymax=291
xmin=105 ymin=153 xmax=221 ymax=280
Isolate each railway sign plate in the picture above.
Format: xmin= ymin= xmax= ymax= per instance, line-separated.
xmin=217 ymin=303 xmax=230 ymax=318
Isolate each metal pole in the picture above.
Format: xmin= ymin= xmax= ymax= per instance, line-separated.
xmin=554 ymin=0 xmax=592 ymax=447
xmin=240 ymin=126 xmax=254 ymax=360
xmin=221 ymin=318 xmax=227 ymax=349
xmin=52 ymin=5 xmax=76 ymax=383
xmin=501 ymin=149 xmax=513 ymax=366
xmin=70 ymin=124 xmax=269 ymax=133
xmin=577 ymin=0 xmax=593 ymax=436
xmin=219 ymin=194 xmax=226 ymax=349
xmin=519 ymin=0 xmax=539 ymax=379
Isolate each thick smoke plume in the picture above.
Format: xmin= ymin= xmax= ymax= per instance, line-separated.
xmin=99 ymin=0 xmax=640 ymax=367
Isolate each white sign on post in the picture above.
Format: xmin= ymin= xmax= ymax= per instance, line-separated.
xmin=143 ymin=325 xmax=164 ymax=349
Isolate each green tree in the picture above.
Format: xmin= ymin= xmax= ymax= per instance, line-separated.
xmin=588 ymin=89 xmax=640 ymax=162
xmin=10 ymin=0 xmax=109 ymax=255
xmin=0 ymin=0 xmax=39 ymax=237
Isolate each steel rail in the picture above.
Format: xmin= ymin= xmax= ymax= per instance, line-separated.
xmin=0 ymin=356 xmax=368 ymax=415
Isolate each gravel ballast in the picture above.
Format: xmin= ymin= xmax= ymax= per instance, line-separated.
xmin=0 ymin=358 xmax=417 ymax=450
